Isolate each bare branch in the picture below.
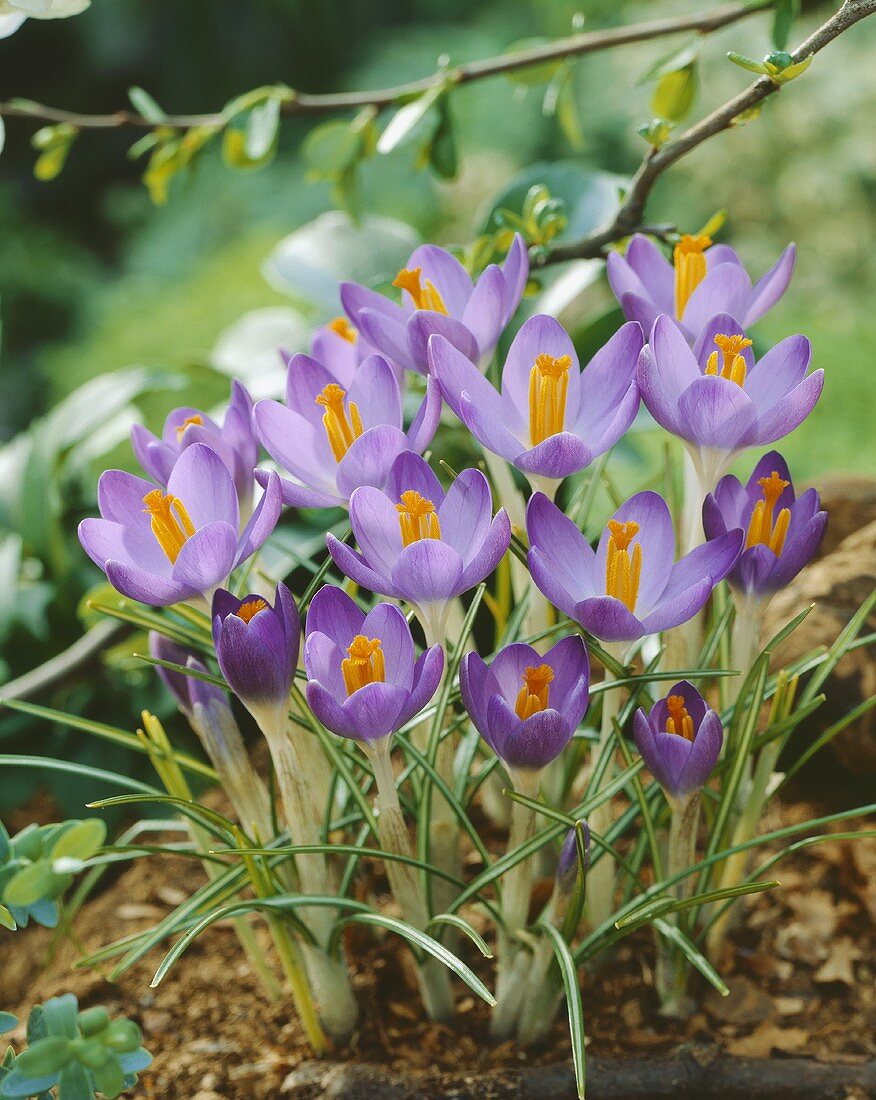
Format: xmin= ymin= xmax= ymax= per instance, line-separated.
xmin=538 ymin=0 xmax=876 ymax=266
xmin=0 ymin=619 xmax=124 ymax=702
xmin=0 ymin=2 xmax=768 ymax=132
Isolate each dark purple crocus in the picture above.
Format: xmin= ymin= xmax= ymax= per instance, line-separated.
xmin=340 ymin=234 xmax=528 ymax=375
xmin=607 ymin=233 xmax=795 ymax=342
xmin=304 ymin=585 xmax=444 ymax=744
xmin=253 ymin=351 xmax=440 ymax=509
xmin=703 ymin=450 xmax=827 ymax=600
xmin=78 ymin=443 xmax=282 ymax=606
xmin=131 ymin=381 xmax=259 ymax=517
xmin=459 ymin=636 xmax=590 ymax=774
xmin=428 ymin=315 xmax=642 ymax=486
xmin=633 ymin=681 xmax=723 ymax=799
xmin=326 ymin=452 xmax=511 ymax=641
xmin=212 ymin=583 xmax=300 ymax=733
xmin=638 ymin=314 xmax=824 ymax=485
xmin=526 ymin=490 xmax=742 ymax=643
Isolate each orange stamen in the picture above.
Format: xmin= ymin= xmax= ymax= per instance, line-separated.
xmin=175 ymin=414 xmax=204 ymax=441
xmin=315 ymin=383 xmax=364 ymax=462
xmin=236 ymin=598 xmax=268 ymax=624
xmin=745 ymin=470 xmax=791 ymax=555
xmin=142 ymin=489 xmax=196 ymax=564
xmin=528 ymin=352 xmax=573 ymax=445
xmin=605 ymin=520 xmax=642 ymax=613
xmin=674 ymin=234 xmax=712 ymax=319
xmin=514 ymin=664 xmax=554 ymax=720
xmin=665 ymin=694 xmax=695 ymax=741
xmin=341 ymin=635 xmax=385 ymax=694
xmin=705 ymin=333 xmax=752 ymax=387
xmin=392 ymin=267 xmax=448 ymax=314
xmin=328 ymin=316 xmax=357 ymax=343
xmin=396 ymin=490 xmax=442 ymax=547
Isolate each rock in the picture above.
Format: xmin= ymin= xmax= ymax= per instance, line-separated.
xmin=816 ymin=476 xmax=876 ymax=557
xmin=764 ymin=518 xmax=876 ymax=777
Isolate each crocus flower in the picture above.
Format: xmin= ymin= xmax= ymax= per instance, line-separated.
xmin=428 ymin=315 xmax=642 ymax=487
xmin=304 ymin=585 xmax=444 ymax=744
xmin=340 ymin=234 xmax=528 ymax=375
xmin=326 ymin=452 xmax=511 ymax=641
xmin=309 ymin=315 xmax=387 ymax=388
xmin=212 ymin=583 xmax=300 ymax=733
xmin=633 ymin=681 xmax=723 ymax=799
xmin=703 ymin=450 xmax=827 ymax=600
xmin=78 ymin=443 xmax=281 ymax=606
xmin=526 ymin=490 xmax=742 ymax=643
xmin=556 ymin=820 xmax=591 ymax=890
xmin=638 ymin=314 xmax=824 ymax=486
xmin=253 ymin=352 xmax=440 ymax=508
xmin=131 ymin=381 xmax=259 ymax=517
xmin=459 ymin=637 xmax=590 ymax=773
xmin=607 ymin=233 xmax=795 ymax=341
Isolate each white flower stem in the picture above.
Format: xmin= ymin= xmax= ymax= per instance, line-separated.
xmin=367 ymin=741 xmax=455 ymax=1021
xmin=655 ymin=792 xmax=701 ymax=1017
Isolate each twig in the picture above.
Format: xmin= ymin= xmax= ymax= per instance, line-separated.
xmin=539 ymin=0 xmax=876 ymax=265
xmin=0 ymin=619 xmax=124 ymax=702
xmin=0 ymin=2 xmax=768 ymax=131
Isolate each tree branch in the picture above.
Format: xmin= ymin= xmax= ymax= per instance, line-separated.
xmin=539 ymin=0 xmax=876 ymax=265
xmin=0 ymin=619 xmax=124 ymax=702
xmin=0 ymin=2 xmax=768 ymax=132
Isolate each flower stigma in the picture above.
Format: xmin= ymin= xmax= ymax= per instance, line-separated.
xmin=142 ymin=489 xmax=196 ymax=563
xmin=315 ymin=383 xmax=364 ymax=462
xmin=236 ymin=598 xmax=268 ymax=624
xmin=745 ymin=470 xmax=791 ymax=555
xmin=515 ymin=664 xmax=554 ymax=720
xmin=328 ymin=316 xmax=357 ymax=343
xmin=175 ymin=414 xmax=204 ymax=440
xmin=392 ymin=267 xmax=448 ymax=314
xmin=666 ymin=694 xmax=695 ymax=741
xmin=528 ymin=353 xmax=572 ymax=445
xmin=674 ymin=234 xmax=712 ymax=319
xmin=342 ymin=635 xmax=385 ymax=694
xmin=605 ymin=519 xmax=642 ymax=612
xmin=396 ymin=490 xmax=442 ymax=546
xmin=705 ymin=333 xmax=752 ymax=387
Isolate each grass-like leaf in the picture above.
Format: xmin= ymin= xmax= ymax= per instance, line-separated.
xmin=538 ymin=922 xmax=586 ymax=1099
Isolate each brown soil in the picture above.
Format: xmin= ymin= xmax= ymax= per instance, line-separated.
xmin=2 ymin=793 xmax=874 ymax=1099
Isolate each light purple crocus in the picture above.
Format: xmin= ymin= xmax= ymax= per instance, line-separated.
xmin=326 ymin=452 xmax=511 ymax=642
xmin=253 ymin=352 xmax=440 ymax=509
xmin=428 ymin=315 xmax=642 ymax=488
xmin=526 ymin=490 xmax=743 ymax=643
xmin=212 ymin=583 xmax=300 ymax=732
xmin=638 ymin=313 xmax=824 ymax=486
xmin=309 ymin=315 xmax=395 ymax=388
xmin=78 ymin=443 xmax=281 ymax=606
xmin=459 ymin=637 xmax=590 ymax=774
xmin=633 ymin=681 xmax=723 ymax=799
xmin=304 ymin=585 xmax=444 ymax=744
xmin=340 ymin=234 xmax=529 ymax=375
xmin=607 ymin=233 xmax=795 ymax=342
xmin=703 ymin=450 xmax=827 ymax=600
xmin=131 ymin=381 xmax=259 ymax=517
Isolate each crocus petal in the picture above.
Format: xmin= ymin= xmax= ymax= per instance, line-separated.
xmin=649 ymin=315 xmax=702 ymax=403
xmin=105 ymin=560 xmax=191 ymax=606
xmin=459 ymin=509 xmax=510 ymax=590
xmin=171 ymin=521 xmax=238 ymax=592
xmin=391 ymin=540 xmax=464 ymax=604
xmin=692 ymin=312 xmax=753 ymax=374
xmin=744 ymin=335 xmax=811 ymax=411
xmin=594 ymin=491 xmax=675 ymax=614
xmin=347 ymin=354 xmax=403 ymax=428
xmin=488 ymin=642 xmax=541 ymax=702
xmin=657 ymin=528 xmax=743 ymax=607
xmin=486 ymin=694 xmax=572 ymax=769
xmin=130 ymin=425 xmax=171 ymax=485
xmin=501 ymin=314 xmax=579 ymax=427
xmin=745 ymin=370 xmax=824 ymax=447
xmin=458 ymin=652 xmax=496 ymax=741
xmin=360 ymin=602 xmax=414 ymax=690
xmin=78 ymin=516 xmax=167 ymax=573
xmin=743 ymin=243 xmax=796 ymax=327
xmin=167 ymin=444 xmax=238 ymax=531
xmin=303 ymin=632 xmax=348 ymax=701
xmin=767 ymin=510 xmax=827 ymax=590
xmin=456 ymin=391 xmax=527 ymax=462
xmin=348 ymin=486 xmax=405 ymax=575
xmin=340 ymin=281 xmax=406 ymax=326
xmin=675 ymin=709 xmax=723 ymax=794
xmin=407 ymin=311 xmax=478 ymax=372
xmin=261 ymin=471 xmax=341 ymax=510
xmin=625 ymin=235 xmax=674 ymax=313
xmin=732 ymin=544 xmax=777 ymax=595
xmin=306 ymin=584 xmax=365 ymax=649
xmin=341 ymin=681 xmax=409 ymax=740
xmin=405 ymin=376 xmax=442 ymax=454
xmin=526 ymin=491 xmax=597 ymax=596
xmin=528 ymin=547 xmax=580 ymax=621
xmin=326 ymin=534 xmax=399 ymax=597
xmin=334 ymin=425 xmax=409 ymax=500
xmin=253 ymin=400 xmax=336 ymax=494
xmin=96 ymin=468 xmax=161 ymax=526
xmin=500 ymin=233 xmax=529 ymax=323
xmin=574 ymin=596 xmax=645 ymax=642
xmin=407 ymin=244 xmax=474 ymax=316
xmin=617 ymin=291 xmax=661 ymax=335
xmin=234 ymin=472 xmax=282 ymax=567
xmin=397 ymin=644 xmax=444 ymax=728
xmin=285 ymin=354 xmax=340 ymax=428
xmin=514 ymin=433 xmax=592 ymax=478
xmin=356 ymin=307 xmax=417 ymax=374
xmin=649 ymin=731 xmax=694 ymax=794
xmin=461 ymin=264 xmax=506 ymax=358
xmin=680 ymin=262 xmax=751 ymax=333
xmin=437 ymin=467 xmax=492 ymax=564
xmin=677 ymin=376 xmax=757 ymax=450
xmin=571 ymin=321 xmax=643 ymax=437
xmin=384 ymin=450 xmax=445 ymax=507
xmin=429 ymin=332 xmax=516 ymax=428
xmin=606 ymin=252 xmax=651 ymax=312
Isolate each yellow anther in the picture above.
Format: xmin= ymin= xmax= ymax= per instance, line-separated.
xmin=705 ymin=333 xmax=752 ymax=387
xmin=341 ymin=635 xmax=385 ymax=695
xmin=745 ymin=470 xmax=791 ymax=555
xmin=666 ymin=694 xmax=695 ymax=741
xmin=674 ymin=234 xmax=712 ymax=319
xmin=396 ymin=490 xmax=442 ymax=547
xmin=315 ymin=383 xmax=364 ymax=463
xmin=528 ymin=352 xmax=573 ymax=446
xmin=142 ymin=489 xmax=196 ymax=564
xmin=393 ymin=267 xmax=448 ymax=314
xmin=175 ymin=414 xmax=204 ymax=441
xmin=328 ymin=316 xmax=357 ymax=343
xmin=236 ymin=598 xmax=268 ymax=624
xmin=605 ymin=520 xmax=642 ymax=613
xmin=514 ymin=664 xmax=555 ymax=721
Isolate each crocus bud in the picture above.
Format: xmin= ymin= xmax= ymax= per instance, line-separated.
xmin=554 ymin=820 xmax=589 ymax=935
xmin=212 ymin=583 xmax=300 ymax=735
xmin=148 ymin=632 xmax=196 ymax=717
xmin=458 ymin=637 xmax=590 ymax=776
xmin=633 ymin=680 xmax=722 ymax=801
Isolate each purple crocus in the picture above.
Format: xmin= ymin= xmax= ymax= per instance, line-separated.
xmin=703 ymin=450 xmax=827 ymax=600
xmin=459 ymin=636 xmax=590 ymax=774
xmin=304 ymin=585 xmax=444 ymax=744
xmin=526 ymin=490 xmax=743 ymax=643
xmin=607 ymin=233 xmax=795 ymax=342
xmin=253 ymin=351 xmax=440 ymax=509
xmin=638 ymin=314 xmax=824 ymax=485
xmin=633 ymin=681 xmax=723 ymax=799
xmin=309 ymin=315 xmax=399 ymax=388
xmin=428 ymin=315 xmax=642 ymax=487
xmin=212 ymin=583 xmax=300 ymax=732
xmin=326 ymin=452 xmax=511 ymax=641
xmin=131 ymin=381 xmax=259 ymax=517
xmin=340 ymin=234 xmax=528 ymax=375
xmin=78 ymin=443 xmax=281 ymax=606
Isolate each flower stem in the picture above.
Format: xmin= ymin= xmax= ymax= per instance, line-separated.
xmin=655 ymin=791 xmax=701 ymax=1016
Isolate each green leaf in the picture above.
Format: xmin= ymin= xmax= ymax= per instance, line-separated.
xmin=727 ymin=51 xmax=769 ymax=75
xmin=653 ymin=917 xmax=729 ymax=996
xmin=503 ymin=38 xmax=565 ymax=87
xmin=0 ymin=1014 xmax=16 ymax=1035
xmin=425 ymin=913 xmax=493 ymax=958
xmin=0 ymin=905 xmax=15 ymax=931
xmin=50 ymin=820 xmax=106 ymax=864
xmin=651 ymin=62 xmax=698 ymax=122
xmin=3 ymin=862 xmax=57 ymax=908
xmin=428 ymin=95 xmax=458 ymax=179
xmin=56 ymin=1059 xmax=92 ymax=1100
xmin=302 ymin=120 xmax=362 ymax=175
xmin=244 ymin=95 xmax=281 ymax=161
xmin=538 ymin=923 xmax=586 ymax=1098
xmin=127 ymin=86 xmax=165 ymax=123
xmin=13 ymin=1038 xmax=71 ymax=1077
xmin=377 ymin=84 xmax=444 ymax=155
xmin=772 ymin=0 xmax=801 ymax=51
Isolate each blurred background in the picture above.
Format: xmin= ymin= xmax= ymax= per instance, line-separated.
xmin=1 ymin=0 xmax=874 ymax=811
